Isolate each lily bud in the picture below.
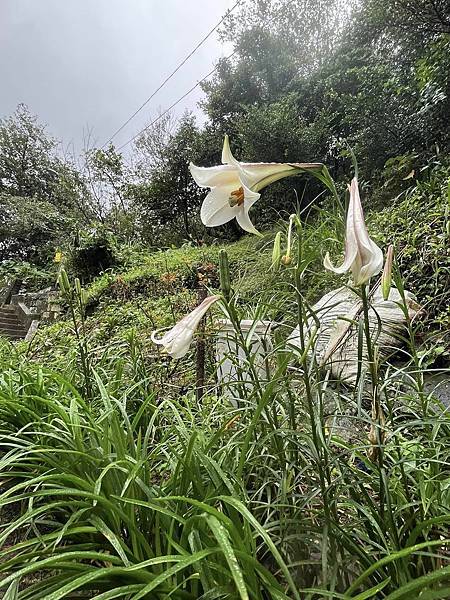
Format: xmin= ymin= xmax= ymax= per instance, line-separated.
xmin=281 ymin=214 xmax=296 ymax=267
xmin=74 ymin=278 xmax=82 ymax=297
xmin=151 ymin=295 xmax=221 ymax=359
xmin=324 ymin=178 xmax=383 ymax=286
xmin=218 ymin=250 xmax=231 ymax=300
xmin=80 ymin=289 xmax=88 ymax=308
xmin=271 ymin=232 xmax=282 ymax=270
xmin=58 ymin=268 xmax=71 ymax=297
xmin=381 ymin=244 xmax=394 ymax=301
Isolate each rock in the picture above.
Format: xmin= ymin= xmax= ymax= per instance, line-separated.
xmin=287 ymin=286 xmax=421 ymax=386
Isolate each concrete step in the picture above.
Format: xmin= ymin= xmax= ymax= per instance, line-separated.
xmin=0 ymin=306 xmax=30 ymax=340
xmin=0 ymin=314 xmax=20 ymax=323
xmin=0 ymin=305 xmax=18 ymax=313
xmin=0 ymin=325 xmax=27 ymax=337
xmin=0 ymin=322 xmax=26 ymax=331
xmin=0 ymin=325 xmax=27 ymax=334
xmin=0 ymin=315 xmax=19 ymax=323
xmin=0 ymin=319 xmax=24 ymax=327
xmin=0 ymin=308 xmax=17 ymax=319
xmin=0 ymin=320 xmax=20 ymax=328
xmin=0 ymin=313 xmax=22 ymax=322
xmin=0 ymin=333 xmax=27 ymax=341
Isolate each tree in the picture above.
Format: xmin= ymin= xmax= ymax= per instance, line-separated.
xmin=0 ymin=104 xmax=59 ymax=200
xmin=127 ymin=113 xmax=207 ymax=244
xmin=0 ymin=194 xmax=75 ymax=264
xmin=85 ymin=145 xmax=129 ymax=213
xmin=201 ymin=0 xmax=359 ymax=124
xmin=0 ymin=105 xmax=94 ymax=265
xmin=0 ymin=103 xmax=90 ymax=213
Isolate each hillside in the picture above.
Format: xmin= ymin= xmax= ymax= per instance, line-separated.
xmin=1 ymin=0 xmax=450 ymax=596
xmin=0 ymin=166 xmax=448 ymax=597
xmin=14 ymin=163 xmax=449 ymax=381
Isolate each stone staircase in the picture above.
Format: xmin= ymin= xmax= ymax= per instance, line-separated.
xmin=0 ymin=305 xmax=29 ymax=340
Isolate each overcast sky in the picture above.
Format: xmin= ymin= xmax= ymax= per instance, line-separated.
xmin=0 ymin=0 xmax=234 ymax=154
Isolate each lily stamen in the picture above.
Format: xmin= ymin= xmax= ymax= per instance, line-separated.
xmin=229 ymin=186 xmax=245 ymax=207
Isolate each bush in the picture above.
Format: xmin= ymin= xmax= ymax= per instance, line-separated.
xmin=0 ymin=259 xmax=53 ymax=291
xmin=371 ymin=159 xmax=450 ymax=353
xmin=68 ymin=231 xmax=117 ymax=282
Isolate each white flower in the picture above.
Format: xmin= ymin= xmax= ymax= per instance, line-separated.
xmin=324 ymin=177 xmax=383 ymax=286
xmin=151 ymin=295 xmax=221 ymax=359
xmin=189 ymin=135 xmax=323 ymax=235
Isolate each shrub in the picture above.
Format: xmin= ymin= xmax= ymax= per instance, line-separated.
xmin=68 ymin=231 xmax=117 ymax=282
xmin=371 ymin=159 xmax=450 ymax=354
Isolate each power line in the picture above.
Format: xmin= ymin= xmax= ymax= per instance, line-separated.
xmin=102 ymin=0 xmax=243 ymax=149
xmin=115 ymin=0 xmax=294 ymax=152
xmin=116 ymin=49 xmax=237 ymax=151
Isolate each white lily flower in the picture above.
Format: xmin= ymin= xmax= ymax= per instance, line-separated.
xmin=324 ymin=177 xmax=383 ymax=286
xmin=189 ymin=135 xmax=323 ymax=235
xmin=151 ymin=295 xmax=221 ymax=359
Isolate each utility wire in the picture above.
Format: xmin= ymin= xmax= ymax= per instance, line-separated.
xmin=116 ymin=49 xmax=237 ymax=151
xmin=102 ymin=0 xmax=243 ymax=149
xmin=115 ymin=0 xmax=291 ymax=152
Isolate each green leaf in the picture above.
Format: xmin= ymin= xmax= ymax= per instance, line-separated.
xmin=3 ymin=580 xmax=20 ymax=600
xmin=205 ymin=514 xmax=249 ymax=600
xmin=384 ymin=566 xmax=450 ymax=599
xmin=218 ymin=496 xmax=300 ymax=600
xmin=131 ymin=548 xmax=219 ymax=600
xmin=346 ymin=540 xmax=450 ymax=595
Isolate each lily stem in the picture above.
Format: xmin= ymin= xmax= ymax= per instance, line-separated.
xmin=360 ymin=283 xmax=387 ymax=524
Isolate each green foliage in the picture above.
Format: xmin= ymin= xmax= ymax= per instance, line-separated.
xmin=84 ymin=144 xmax=137 ymax=240
xmin=0 ymin=259 xmax=52 ymax=291
xmin=67 ymin=230 xmax=118 ymax=282
xmin=0 ymin=104 xmax=90 ymax=212
xmin=0 ymin=193 xmax=76 ymax=264
xmin=0 ymin=104 xmax=60 ymax=200
xmin=0 ymin=2 xmax=448 ymax=597
xmin=0 ymin=363 xmax=300 ymax=599
xmin=371 ymin=160 xmax=450 ymax=350
xmin=0 ymin=105 xmax=92 ymax=265
xmin=0 ymin=244 xmax=450 ymax=597
xmin=1 ymin=160 xmax=449 ymax=599
xmin=128 ymin=113 xmax=207 ymax=245
xmin=2 ymin=3 xmax=450 ymax=247
xmin=118 ymin=2 xmax=449 ymax=241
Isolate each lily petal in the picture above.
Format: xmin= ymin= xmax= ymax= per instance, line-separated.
xmin=239 ymin=163 xmax=297 ymax=191
xmin=222 ymin=136 xmax=317 ymax=192
xmin=236 ymin=208 xmax=261 ymax=235
xmin=354 ymin=239 xmax=383 ymax=286
xmin=324 ymin=177 xmax=383 ymax=286
xmin=221 ymin=134 xmax=236 ymax=165
xmin=200 ymin=185 xmax=240 ymax=227
xmin=189 ymin=162 xmax=238 ymax=188
xmin=323 ymin=250 xmax=353 ymax=275
xmin=242 ymin=182 xmax=261 ymax=207
xmin=152 ymin=295 xmax=221 ymax=358
xmin=236 ymin=182 xmax=261 ymax=234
